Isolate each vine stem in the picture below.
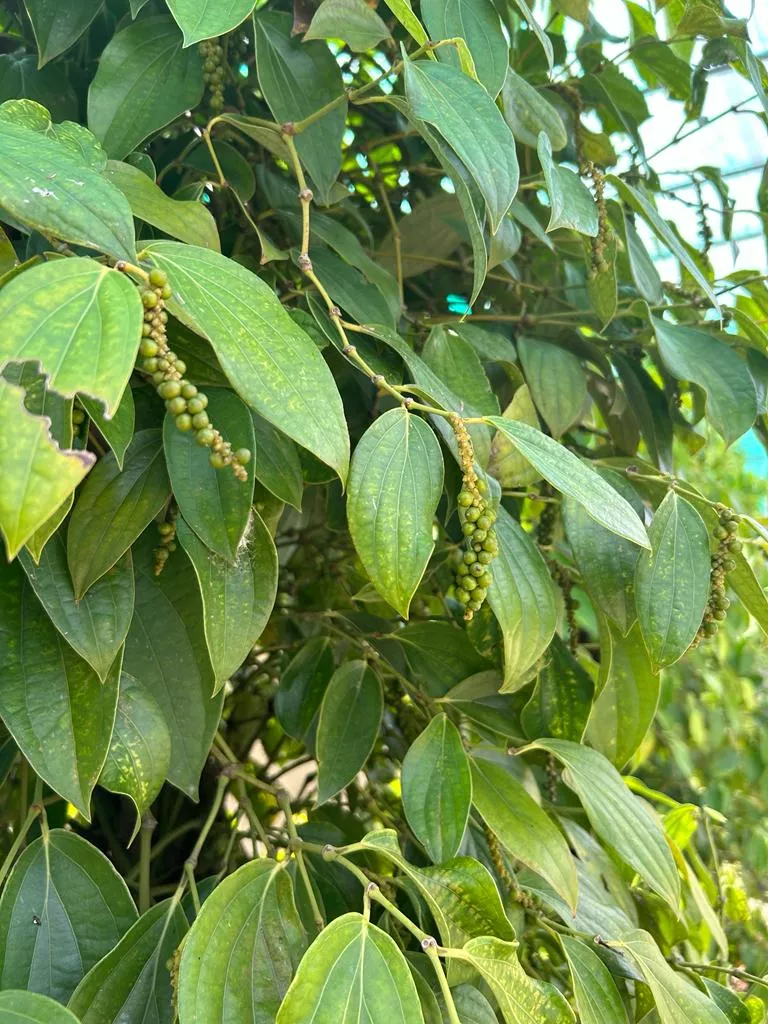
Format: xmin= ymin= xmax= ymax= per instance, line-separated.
xmin=139 ymin=811 xmax=157 ymax=914
xmin=673 ymin=961 xmax=768 ymax=992
xmin=279 ymin=790 xmax=324 ymax=933
xmin=0 ymin=777 xmax=43 ymax=890
xmin=425 ymin=943 xmax=462 ymax=1024
xmin=376 ymin=176 xmax=404 ymax=312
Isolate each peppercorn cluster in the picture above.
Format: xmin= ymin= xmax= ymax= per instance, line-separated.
xmin=135 ymin=267 xmax=251 ymax=480
xmin=153 ymin=509 xmax=177 ymax=576
xmin=584 ymin=161 xmax=609 ymax=276
xmin=695 ymin=504 xmax=741 ymax=643
xmin=451 ymin=417 xmax=498 ymax=621
xmin=199 ymin=38 xmax=225 ymax=112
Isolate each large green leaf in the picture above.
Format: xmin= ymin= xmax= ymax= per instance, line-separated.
xmin=176 ymin=511 xmax=278 ymax=688
xmin=305 ymin=0 xmax=391 ymax=52
xmin=502 ymin=69 xmax=567 ymax=150
xmin=521 ymin=636 xmax=594 ymax=743
xmin=488 ymin=386 xmax=541 ymax=488
xmin=421 ymin=0 xmax=508 ymax=97
xmin=729 ymin=550 xmax=768 ymax=638
xmin=586 ymin=619 xmax=659 ymax=769
xmin=538 ymin=133 xmax=598 ymax=236
xmin=0 ymin=98 xmax=106 ymax=168
xmin=486 ymin=418 xmax=650 ymax=548
xmin=470 ymin=754 xmax=578 ymax=911
xmin=402 ymin=714 xmax=471 ymax=863
xmin=99 ymin=672 xmax=171 ymax=842
xmin=0 ymin=829 xmax=137 ymax=1002
xmin=390 ymin=620 xmax=493 ymax=697
xmin=0 ymin=378 xmax=93 ymax=559
xmin=316 ymin=660 xmax=383 ymax=804
xmin=0 ymin=53 xmax=78 ymax=122
xmin=611 ymin=930 xmax=728 ymax=1024
xmin=66 ymin=429 xmax=170 ymax=599
xmin=404 ymin=59 xmax=518 ymax=232
xmin=81 ymin=385 xmax=135 ymax=470
xmin=348 ymin=408 xmax=443 ymax=618
xmin=509 ymin=0 xmax=553 ymax=69
xmin=560 ymin=935 xmax=629 ymax=1024
xmin=250 ymin=413 xmax=303 ymax=510
xmin=456 ymin=936 xmax=574 ymax=1024
xmin=609 ymin=176 xmax=720 ymax=313
xmin=652 ymin=316 xmax=757 ymax=444
xmin=253 ymin=10 xmax=346 ymax=205
xmin=163 ymin=387 xmax=255 ymax=563
xmin=563 ymin=468 xmax=643 ymax=634
xmin=0 ymin=558 xmax=119 ymax=818
xmin=276 ymin=913 xmax=423 ymax=1024
xmin=179 ymin=859 xmax=306 ymax=1022
xmin=635 ymin=490 xmax=710 ymax=669
xmin=487 ymin=506 xmax=557 ymax=691
xmin=69 ymin=899 xmax=187 ymax=1024
xmin=524 ymin=739 xmax=680 ymax=907
xmin=450 ymin=986 xmax=499 ymax=1024
xmin=105 ymin=159 xmax=219 ymax=250
xmin=18 ymin=530 xmax=133 ymax=681
xmin=517 ymin=336 xmax=586 ymax=439
xmin=274 ymin=637 xmax=335 ymax=743
xmin=124 ymin=531 xmax=222 ymax=800
xmin=25 ymin=0 xmax=104 ymax=66
xmin=145 ymin=243 xmax=350 ymax=482
xmin=166 ymin=0 xmax=256 ymax=45
xmin=88 ymin=16 xmax=203 ymax=159
xmin=0 ymin=991 xmax=80 ymax=1023
xmin=422 ymin=327 xmax=498 ymax=417
xmin=0 ymin=258 xmax=141 ymax=418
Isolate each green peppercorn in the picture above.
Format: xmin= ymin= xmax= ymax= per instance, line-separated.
xmin=234 ymin=448 xmax=252 ymax=465
xmin=470 ymin=562 xmax=485 ymax=577
xmin=463 ymin=551 xmax=477 ymax=565
xmin=142 ymin=289 xmax=158 ymax=308
xmin=457 ymin=563 xmax=469 ymax=577
xmin=174 ymin=360 xmax=187 ymax=375
xmin=458 ymin=490 xmax=473 ymax=507
xmin=209 ymin=452 xmax=227 ymax=469
xmin=462 ymin=522 xmax=476 ymax=537
xmin=158 ymin=380 xmax=182 ymax=400
xmin=477 ymin=550 xmax=493 ymax=565
xmin=166 ymin=396 xmax=187 ymax=416
xmin=149 ymin=268 xmax=168 ymax=288
xmin=196 ymin=428 xmax=216 ymax=446
xmin=462 ymin=575 xmax=477 ymax=591
xmin=465 ymin=506 xmax=481 ymax=523
xmin=176 ymin=413 xmax=193 ymax=432
xmin=187 ymin=395 xmax=208 ymax=415
xmin=192 ymin=411 xmax=210 ymax=430
xmin=181 ymin=382 xmax=198 ymax=399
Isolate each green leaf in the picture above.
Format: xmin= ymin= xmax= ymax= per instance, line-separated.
xmin=305 ymin=0 xmax=390 ymax=52
xmin=610 ymin=930 xmax=728 ymax=1024
xmin=377 ymin=192 xmax=465 ymax=277
xmin=309 ymin=246 xmax=396 ymax=328
xmin=253 ymin=10 xmax=346 ymax=205
xmin=0 ymin=258 xmax=142 ymax=417
xmin=99 ymin=672 xmax=171 ymax=842
xmin=0 ymin=119 xmax=136 ymax=261
xmin=105 ymin=159 xmax=219 ymax=250
xmin=421 ymin=0 xmax=508 ymax=97
xmin=470 ymin=754 xmax=578 ymax=911
xmin=393 ymin=620 xmax=493 ymax=697
xmin=277 ymin=912 xmax=423 ymax=1024
xmin=701 ymin=980 xmax=752 ymax=1024
xmin=166 ymin=0 xmax=257 ymax=45
xmin=250 ymin=413 xmax=303 ymax=510
xmin=145 ymin=242 xmax=350 ymax=483
xmin=0 ymin=829 xmax=137 ymax=1002
xmin=524 ymin=739 xmax=680 ymax=907
xmin=0 ymin=54 xmax=78 ymax=123
xmin=316 ymin=660 xmax=383 ymax=804
xmin=176 ymin=511 xmax=278 ymax=688
xmin=18 ymin=530 xmax=133 ymax=681
xmin=487 ymin=506 xmax=558 ymax=692
xmin=586 ymin=619 xmax=659 ymax=769
xmin=66 ymin=429 xmax=170 ymax=599
xmin=402 ymin=713 xmax=471 ymax=863
xmin=635 ymin=490 xmax=710 ymax=669
xmin=615 ymin=203 xmax=663 ymax=304
xmin=729 ymin=551 xmax=768 ymax=638
xmin=560 ymin=935 xmax=630 ymax=1024
xmin=587 ymin=235 xmax=618 ymax=327
xmin=522 ymin=636 xmax=594 ymax=742
xmin=457 ymin=936 xmax=573 ymax=1024
xmin=69 ymin=899 xmax=187 ymax=1023
xmin=488 ymin=386 xmax=541 ymax=488
xmin=509 ymin=0 xmax=553 ymax=70
xmin=652 ymin=316 xmax=757 ymax=444
xmin=0 ymin=991 xmax=80 ymax=1023
xmin=0 ymin=99 xmax=107 ymax=168
xmin=0 ymin=559 xmax=120 ymax=818
xmin=163 ymin=387 xmax=255 ymax=563
xmin=609 ymin=177 xmax=720 ymax=314
xmin=25 ymin=0 xmax=104 ymax=66
xmin=404 ymin=59 xmax=519 ymax=232
xmin=632 ymin=38 xmax=691 ymax=100
xmin=450 ymin=985 xmax=499 ymax=1024
xmin=486 ymin=417 xmax=650 ymax=548
xmin=348 ymin=408 xmax=443 ymax=618
xmin=88 ymin=16 xmax=203 ymax=160
xmin=422 ymin=327 xmax=498 ymax=417
xmin=563 ymin=468 xmax=643 ymax=634
xmin=124 ymin=531 xmax=222 ymax=800
xmin=502 ymin=69 xmax=567 ymax=150
xmin=0 ymin=379 xmax=93 ymax=559
xmin=179 ymin=859 xmax=305 ymax=1022
xmin=275 ymin=637 xmax=335 ymax=743
xmin=24 ymin=493 xmax=74 ymax=564
xmin=381 ymin=0 xmax=429 ymax=45
xmin=80 ymin=385 xmax=135 ymax=469
xmin=517 ymin=336 xmax=586 ymax=439
xmin=184 ymin=139 xmax=255 ymax=202
xmin=538 ymin=133 xmax=598 ymax=236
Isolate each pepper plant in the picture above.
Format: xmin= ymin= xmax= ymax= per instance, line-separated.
xmin=0 ymin=0 xmax=767 ymax=1021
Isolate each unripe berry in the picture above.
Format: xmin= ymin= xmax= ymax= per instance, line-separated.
xmin=477 ymin=515 xmax=491 ymax=531
xmin=462 ymin=576 xmax=477 ymax=591
xmin=210 ymin=452 xmax=227 ymax=469
xmin=196 ymin=428 xmax=216 ymax=446
xmin=181 ymin=383 xmax=198 ymax=399
xmin=462 ymin=522 xmax=476 ymax=537
xmin=456 ymin=588 xmax=471 ymax=605
xmin=174 ymin=360 xmax=187 ymax=375
xmin=142 ymin=357 xmax=159 ymax=373
xmin=161 ymin=284 xmax=173 ymax=300
xmin=465 ymin=506 xmax=481 ymax=522
xmin=458 ymin=490 xmax=473 ymax=507
xmin=142 ymin=289 xmax=158 ymax=308
xmin=187 ymin=395 xmax=208 ymax=414
xmin=470 ymin=562 xmax=485 ymax=577
xmin=467 ymin=599 xmax=481 ymax=612
xmin=166 ymin=396 xmax=187 ymax=416
xmin=477 ymin=550 xmax=493 ymax=565
xmin=192 ymin=411 xmax=210 ymax=430
xmin=149 ymin=268 xmax=168 ymax=288
xmin=234 ymin=448 xmax=252 ymax=465
xmin=158 ymin=381 xmax=182 ymax=400
xmin=176 ymin=413 xmax=193 ymax=431
xmin=463 ymin=551 xmax=477 ymax=565
xmin=473 ymin=587 xmax=487 ymax=602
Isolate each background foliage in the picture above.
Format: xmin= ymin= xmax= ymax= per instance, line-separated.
xmin=0 ymin=0 xmax=767 ymax=1021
